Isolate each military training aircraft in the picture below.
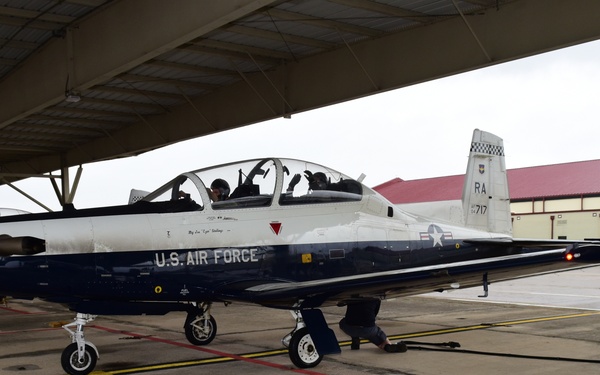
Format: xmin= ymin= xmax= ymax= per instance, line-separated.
xmin=1 ymin=129 xmax=599 ymax=374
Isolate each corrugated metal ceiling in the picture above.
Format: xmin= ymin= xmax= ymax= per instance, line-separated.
xmin=0 ymin=0 xmax=504 ymax=175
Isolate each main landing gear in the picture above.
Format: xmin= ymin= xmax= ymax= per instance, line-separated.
xmin=61 ymin=313 xmax=99 ymax=375
xmin=184 ymin=302 xmax=217 ymax=346
xmin=282 ymin=308 xmax=341 ymax=368
xmin=282 ymin=310 xmax=323 ymax=368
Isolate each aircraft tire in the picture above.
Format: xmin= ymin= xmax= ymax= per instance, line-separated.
xmin=288 ymin=327 xmax=323 ymax=368
xmin=61 ymin=343 xmax=97 ymax=375
xmin=184 ymin=314 xmax=217 ymax=345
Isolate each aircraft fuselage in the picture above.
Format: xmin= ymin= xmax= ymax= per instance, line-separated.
xmin=0 ymin=157 xmax=586 ymax=313
xmin=0 ymin=191 xmax=571 ymax=312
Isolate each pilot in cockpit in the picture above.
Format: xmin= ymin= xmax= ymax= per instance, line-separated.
xmin=307 ymin=171 xmax=327 ymax=191
xmin=209 ymin=178 xmax=230 ymax=202
xmin=286 ymin=170 xmax=328 ymax=193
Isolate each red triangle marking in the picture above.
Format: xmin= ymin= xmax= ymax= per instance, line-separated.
xmin=270 ymin=222 xmax=282 ymax=235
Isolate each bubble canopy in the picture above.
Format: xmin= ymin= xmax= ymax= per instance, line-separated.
xmin=140 ymin=158 xmax=363 ymax=211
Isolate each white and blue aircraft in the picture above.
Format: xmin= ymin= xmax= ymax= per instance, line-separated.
xmin=1 ymin=129 xmax=599 ymax=374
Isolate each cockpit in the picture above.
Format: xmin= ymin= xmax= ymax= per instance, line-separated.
xmin=136 ymin=158 xmax=363 ymax=212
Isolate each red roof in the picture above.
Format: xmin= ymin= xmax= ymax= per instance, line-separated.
xmin=373 ymin=159 xmax=600 ymax=204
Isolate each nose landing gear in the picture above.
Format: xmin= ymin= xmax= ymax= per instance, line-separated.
xmin=61 ymin=313 xmax=99 ymax=375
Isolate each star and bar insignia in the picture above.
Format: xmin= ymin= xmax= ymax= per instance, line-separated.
xmin=420 ymin=224 xmax=453 ymax=247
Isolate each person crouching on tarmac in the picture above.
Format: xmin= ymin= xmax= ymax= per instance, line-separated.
xmin=339 ymin=299 xmax=407 ymax=353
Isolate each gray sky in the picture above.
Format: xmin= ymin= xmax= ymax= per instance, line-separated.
xmin=3 ymin=39 xmax=600 ymax=213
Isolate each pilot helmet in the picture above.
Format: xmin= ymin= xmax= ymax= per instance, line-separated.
xmin=310 ymin=172 xmax=328 ymax=190
xmin=211 ymin=178 xmax=230 ymax=200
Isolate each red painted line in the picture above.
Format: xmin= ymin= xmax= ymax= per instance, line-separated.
xmin=0 ymin=327 xmax=58 ymax=335
xmin=0 ymin=305 xmax=36 ymax=314
xmin=93 ymin=325 xmax=327 ymax=375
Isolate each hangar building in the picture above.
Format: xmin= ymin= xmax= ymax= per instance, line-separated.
xmin=374 ymin=160 xmax=600 ymax=240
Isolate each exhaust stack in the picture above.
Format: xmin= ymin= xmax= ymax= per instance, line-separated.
xmin=0 ymin=235 xmax=46 ymax=256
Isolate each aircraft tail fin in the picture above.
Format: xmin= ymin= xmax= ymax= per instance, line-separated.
xmin=462 ymin=129 xmax=512 ymax=235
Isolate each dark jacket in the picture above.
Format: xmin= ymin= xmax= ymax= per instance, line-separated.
xmin=344 ymin=299 xmax=380 ymax=327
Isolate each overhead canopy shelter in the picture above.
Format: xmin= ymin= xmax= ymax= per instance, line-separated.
xmin=1 ymin=0 xmax=600 ymax=197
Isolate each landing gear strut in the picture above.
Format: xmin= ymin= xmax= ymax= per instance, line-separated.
xmin=184 ymin=302 xmax=217 ymax=345
xmin=61 ymin=313 xmax=99 ymax=375
xmin=282 ymin=310 xmax=323 ymax=368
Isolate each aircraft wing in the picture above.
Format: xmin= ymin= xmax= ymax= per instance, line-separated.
xmin=464 ymin=237 xmax=600 ymax=249
xmin=217 ymin=242 xmax=600 ymax=310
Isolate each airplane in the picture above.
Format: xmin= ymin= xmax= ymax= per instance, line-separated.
xmin=1 ymin=129 xmax=599 ymax=375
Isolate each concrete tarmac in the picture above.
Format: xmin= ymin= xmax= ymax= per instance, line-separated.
xmin=2 ymin=267 xmax=600 ymax=375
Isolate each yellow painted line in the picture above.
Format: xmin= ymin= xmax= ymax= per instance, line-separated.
xmin=387 ymin=311 xmax=600 ymax=342
xmin=94 ymin=311 xmax=600 ymax=374
xmin=94 ymin=356 xmax=235 ymax=375
xmin=92 ymin=350 xmax=293 ymax=375
xmin=243 ymin=349 xmax=289 ymax=358
xmin=490 ymin=311 xmax=600 ymax=326
xmin=94 ymin=360 xmax=224 ymax=374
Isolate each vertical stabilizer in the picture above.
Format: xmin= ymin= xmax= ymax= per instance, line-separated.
xmin=462 ymin=129 xmax=512 ymax=235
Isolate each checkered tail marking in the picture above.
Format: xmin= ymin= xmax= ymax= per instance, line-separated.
xmin=470 ymin=142 xmax=504 ymax=156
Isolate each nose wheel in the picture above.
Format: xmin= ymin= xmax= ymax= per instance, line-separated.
xmin=61 ymin=343 xmax=97 ymax=375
